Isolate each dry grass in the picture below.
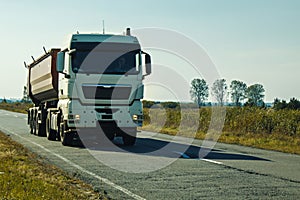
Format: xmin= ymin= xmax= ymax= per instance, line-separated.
xmin=218 ymin=132 xmax=300 ymax=154
xmin=0 ymin=102 xmax=32 ymax=114
xmin=142 ymin=108 xmax=300 ymax=155
xmin=0 ymin=131 xmax=106 ymax=200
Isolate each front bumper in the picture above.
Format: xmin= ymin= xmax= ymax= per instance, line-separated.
xmin=66 ymin=100 xmax=143 ymax=128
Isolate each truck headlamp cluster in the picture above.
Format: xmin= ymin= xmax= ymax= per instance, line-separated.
xmin=132 ymin=114 xmax=143 ymax=121
xmin=68 ymin=114 xmax=80 ymax=123
xmin=132 ymin=114 xmax=138 ymax=121
xmin=132 ymin=114 xmax=143 ymax=126
xmin=74 ymin=114 xmax=80 ymax=120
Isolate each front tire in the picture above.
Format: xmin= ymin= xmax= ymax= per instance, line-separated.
xmin=121 ymin=127 xmax=137 ymax=146
xmin=101 ymin=126 xmax=115 ymax=141
xmin=60 ymin=122 xmax=73 ymax=146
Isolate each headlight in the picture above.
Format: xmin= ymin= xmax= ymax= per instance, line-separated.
xmin=74 ymin=114 xmax=80 ymax=120
xmin=68 ymin=114 xmax=80 ymax=120
xmin=132 ymin=114 xmax=138 ymax=121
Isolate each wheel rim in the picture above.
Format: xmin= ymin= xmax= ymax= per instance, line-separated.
xmin=60 ymin=123 xmax=65 ymax=142
xmin=46 ymin=118 xmax=50 ymax=138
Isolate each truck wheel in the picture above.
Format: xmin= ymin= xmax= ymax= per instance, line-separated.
xmin=107 ymin=133 xmax=115 ymax=141
xmin=60 ymin=122 xmax=73 ymax=146
xmin=46 ymin=118 xmax=56 ymax=141
xmin=102 ymin=127 xmax=115 ymax=141
xmin=37 ymin=123 xmax=46 ymax=137
xmin=121 ymin=128 xmax=137 ymax=146
xmin=33 ymin=119 xmax=37 ymax=135
xmin=30 ymin=120 xmax=34 ymax=134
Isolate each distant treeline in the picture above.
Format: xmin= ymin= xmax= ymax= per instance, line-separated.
xmin=273 ymin=98 xmax=300 ymax=110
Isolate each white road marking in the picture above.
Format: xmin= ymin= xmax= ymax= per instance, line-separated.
xmin=0 ymin=126 xmax=146 ymax=200
xmin=172 ymin=151 xmax=224 ymax=165
xmin=200 ymin=158 xmax=223 ymax=165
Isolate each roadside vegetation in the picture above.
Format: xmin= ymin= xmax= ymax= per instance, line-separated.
xmin=0 ymin=131 xmax=106 ymax=200
xmin=0 ymin=101 xmax=32 ymax=114
xmin=143 ymin=101 xmax=300 ymax=154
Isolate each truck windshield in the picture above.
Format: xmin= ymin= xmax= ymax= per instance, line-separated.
xmin=71 ymin=42 xmax=141 ymax=75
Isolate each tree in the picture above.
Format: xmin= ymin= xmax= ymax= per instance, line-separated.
xmin=211 ymin=79 xmax=227 ymax=106
xmin=287 ymin=97 xmax=300 ymax=110
xmin=230 ymin=80 xmax=247 ymax=106
xmin=22 ymin=86 xmax=31 ymax=103
xmin=273 ymin=97 xmax=300 ymax=110
xmin=245 ymin=84 xmax=265 ymax=107
xmin=273 ymin=98 xmax=287 ymax=110
xmin=190 ymin=78 xmax=209 ymax=107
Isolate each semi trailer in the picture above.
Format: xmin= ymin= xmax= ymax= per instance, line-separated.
xmin=26 ymin=28 xmax=151 ymax=146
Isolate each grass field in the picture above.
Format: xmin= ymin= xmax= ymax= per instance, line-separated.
xmin=0 ymin=131 xmax=106 ymax=200
xmin=0 ymin=102 xmax=32 ymax=114
xmin=142 ymin=107 xmax=300 ymax=154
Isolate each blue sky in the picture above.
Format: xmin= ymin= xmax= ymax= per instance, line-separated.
xmin=0 ymin=0 xmax=299 ymax=102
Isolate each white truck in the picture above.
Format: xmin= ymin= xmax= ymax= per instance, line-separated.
xmin=26 ymin=28 xmax=151 ymax=146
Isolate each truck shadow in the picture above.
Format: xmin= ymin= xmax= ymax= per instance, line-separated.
xmin=81 ymin=137 xmax=271 ymax=162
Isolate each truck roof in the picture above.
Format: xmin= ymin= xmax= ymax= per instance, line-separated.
xmin=71 ymin=34 xmax=139 ymax=44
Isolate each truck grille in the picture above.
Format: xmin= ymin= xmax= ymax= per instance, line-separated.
xmin=82 ymin=84 xmax=131 ymax=100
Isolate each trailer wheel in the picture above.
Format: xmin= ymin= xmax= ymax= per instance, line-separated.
xmin=121 ymin=127 xmax=137 ymax=146
xmin=46 ymin=117 xmax=56 ymax=141
xmin=32 ymin=118 xmax=37 ymax=135
xmin=29 ymin=119 xmax=34 ymax=134
xmin=37 ymin=122 xmax=46 ymax=137
xmin=28 ymin=110 xmax=33 ymax=134
xmin=60 ymin=122 xmax=73 ymax=146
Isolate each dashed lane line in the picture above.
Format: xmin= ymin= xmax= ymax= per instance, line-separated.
xmin=172 ymin=151 xmax=224 ymax=165
xmin=200 ymin=158 xmax=223 ymax=165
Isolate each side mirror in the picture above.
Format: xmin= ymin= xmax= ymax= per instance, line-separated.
xmin=56 ymin=52 xmax=65 ymax=73
xmin=145 ymin=54 xmax=152 ymax=75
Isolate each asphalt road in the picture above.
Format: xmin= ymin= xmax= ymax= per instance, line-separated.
xmin=0 ymin=109 xmax=299 ymax=199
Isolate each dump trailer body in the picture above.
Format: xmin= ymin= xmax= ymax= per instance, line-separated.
xmin=27 ymin=49 xmax=60 ymax=105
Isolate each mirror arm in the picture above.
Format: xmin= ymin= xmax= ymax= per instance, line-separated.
xmin=58 ymin=70 xmax=70 ymax=79
xmin=64 ymin=73 xmax=71 ymax=78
